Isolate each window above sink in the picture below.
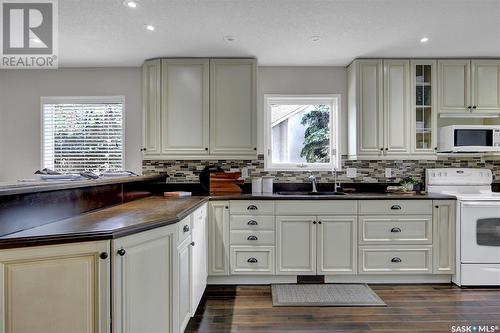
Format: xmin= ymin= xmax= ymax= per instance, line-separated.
xmin=264 ymin=94 xmax=340 ymax=171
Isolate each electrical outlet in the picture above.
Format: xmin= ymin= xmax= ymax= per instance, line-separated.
xmin=346 ymin=168 xmax=357 ymax=178
xmin=385 ymin=168 xmax=392 ymax=178
xmin=241 ymin=167 xmax=249 ymax=179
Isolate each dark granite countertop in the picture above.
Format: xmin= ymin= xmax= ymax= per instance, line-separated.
xmin=209 ymin=192 xmax=456 ymax=200
xmin=0 ymin=192 xmax=456 ymax=249
xmin=0 ymin=196 xmax=208 ymax=249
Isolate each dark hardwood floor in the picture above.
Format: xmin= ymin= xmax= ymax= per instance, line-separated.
xmin=186 ymin=284 xmax=500 ymax=333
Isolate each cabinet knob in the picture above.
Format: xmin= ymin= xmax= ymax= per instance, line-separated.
xmin=391 ymin=257 xmax=402 ymax=263
xmin=390 ymin=227 xmax=401 ymax=233
xmin=247 ymin=220 xmax=258 ymax=226
xmin=140 ymin=148 xmax=147 ymax=152
xmin=313 ymin=221 xmax=317 ymax=224
xmin=385 ymin=148 xmax=389 ymax=151
xmin=380 ymin=148 xmax=384 ymax=151
xmin=247 ymin=258 xmax=258 ymax=263
xmin=247 ymin=235 xmax=258 ymax=241
xmin=472 ymin=105 xmax=477 ymax=109
xmin=183 ymin=225 xmax=190 ymax=233
xmin=390 ymin=205 xmax=402 ymax=210
xmin=467 ymin=106 xmax=472 ymax=109
xmin=190 ymin=242 xmax=195 ymax=247
xmin=205 ymin=147 xmax=208 ymax=151
xmin=318 ymin=221 xmax=322 ymax=224
xmin=225 ymin=206 xmax=229 ymax=209
xmin=247 ymin=205 xmax=258 ymax=210
xmin=435 ymin=205 xmax=439 ymax=209
xmin=99 ymin=252 xmax=109 ymax=260
xmin=117 ymin=248 xmax=126 ymax=256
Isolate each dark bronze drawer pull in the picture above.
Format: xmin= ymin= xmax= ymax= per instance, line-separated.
xmin=391 ymin=257 xmax=402 ymax=263
xmin=247 ymin=235 xmax=258 ymax=241
xmin=247 ymin=258 xmax=258 ymax=263
xmin=390 ymin=227 xmax=401 ymax=233
xmin=247 ymin=220 xmax=258 ymax=226
xmin=183 ymin=225 xmax=190 ymax=233
xmin=247 ymin=205 xmax=258 ymax=210
xmin=390 ymin=205 xmax=402 ymax=210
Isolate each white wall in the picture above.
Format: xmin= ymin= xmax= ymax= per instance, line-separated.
xmin=257 ymin=66 xmax=347 ymax=154
xmin=0 ymin=68 xmax=142 ymax=182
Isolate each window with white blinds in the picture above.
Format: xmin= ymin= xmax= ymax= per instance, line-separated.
xmin=42 ymin=97 xmax=124 ymax=173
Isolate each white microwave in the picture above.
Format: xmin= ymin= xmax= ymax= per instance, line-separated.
xmin=438 ymin=125 xmax=500 ymax=153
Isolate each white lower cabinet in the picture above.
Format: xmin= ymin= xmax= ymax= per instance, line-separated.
xmin=112 ymin=225 xmax=175 ymax=333
xmin=359 ymin=246 xmax=433 ymax=274
xmin=276 ymin=216 xmax=317 ymax=275
xmin=176 ymin=237 xmax=192 ymax=333
xmin=191 ymin=204 xmax=208 ymax=314
xmin=432 ymin=201 xmax=455 ymax=274
xmin=0 ymin=241 xmax=110 ymax=333
xmin=276 ymin=215 xmax=357 ymax=275
xmin=230 ymin=246 xmax=274 ymax=274
xmin=317 ymin=216 xmax=357 ymax=275
xmin=208 ymin=201 xmax=230 ymax=275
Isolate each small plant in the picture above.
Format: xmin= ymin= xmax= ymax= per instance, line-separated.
xmin=400 ymin=177 xmax=418 ymax=191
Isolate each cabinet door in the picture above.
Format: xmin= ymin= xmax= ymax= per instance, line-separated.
xmin=208 ymin=201 xmax=230 ymax=275
xmin=0 ymin=241 xmax=110 ymax=333
xmin=191 ymin=205 xmax=208 ymax=315
xmin=142 ymin=59 xmax=162 ymax=155
xmin=210 ymin=59 xmax=256 ymax=156
xmin=317 ymin=216 xmax=357 ymax=275
xmin=176 ymin=238 xmax=192 ymax=333
xmin=384 ymin=60 xmax=411 ymax=155
xmin=410 ymin=60 xmax=437 ymax=155
xmin=472 ymin=60 xmax=500 ymax=112
xmin=356 ymin=59 xmax=384 ymax=156
xmin=161 ymin=59 xmax=210 ymax=155
xmin=432 ymin=201 xmax=455 ymax=274
xmin=113 ymin=226 xmax=174 ymax=333
xmin=438 ymin=60 xmax=471 ymax=113
xmin=276 ymin=216 xmax=316 ymax=275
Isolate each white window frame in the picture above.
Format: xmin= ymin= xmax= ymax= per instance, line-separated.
xmin=264 ymin=94 xmax=340 ymax=171
xmin=40 ymin=96 xmax=126 ymax=172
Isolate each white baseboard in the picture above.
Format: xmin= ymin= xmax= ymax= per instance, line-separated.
xmin=207 ymin=274 xmax=452 ymax=285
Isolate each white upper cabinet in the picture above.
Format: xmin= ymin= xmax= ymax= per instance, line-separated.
xmin=438 ymin=60 xmax=471 ymax=113
xmin=438 ymin=59 xmax=500 ymax=114
xmin=383 ymin=60 xmax=411 ymax=155
xmin=472 ymin=60 xmax=500 ymax=112
xmin=348 ymin=59 xmax=412 ymax=159
xmin=410 ymin=60 xmax=437 ymax=155
xmin=209 ymin=59 xmax=257 ymax=155
xmin=142 ymin=59 xmax=162 ymax=156
xmin=348 ymin=59 xmax=384 ymax=158
xmin=143 ymin=58 xmax=256 ymax=160
xmin=161 ymin=59 xmax=209 ymax=155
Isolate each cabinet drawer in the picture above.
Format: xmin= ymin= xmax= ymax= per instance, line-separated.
xmin=359 ymin=246 xmax=432 ymax=274
xmin=275 ymin=200 xmax=357 ymax=215
xmin=230 ymin=230 xmax=275 ymax=246
xmin=230 ymin=246 xmax=274 ymax=274
xmin=359 ymin=200 xmax=432 ymax=215
xmin=230 ymin=215 xmax=275 ymax=230
xmin=359 ymin=216 xmax=432 ymax=244
xmin=177 ymin=216 xmax=192 ymax=244
xmin=230 ymin=201 xmax=274 ymax=215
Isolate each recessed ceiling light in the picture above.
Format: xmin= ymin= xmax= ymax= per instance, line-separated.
xmin=420 ymin=37 xmax=429 ymax=43
xmin=145 ymin=24 xmax=155 ymax=31
xmin=123 ymin=0 xmax=137 ymax=8
xmin=223 ymin=35 xmax=235 ymax=42
xmin=311 ymin=35 xmax=321 ymax=42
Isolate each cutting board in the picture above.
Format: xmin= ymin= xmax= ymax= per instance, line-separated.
xmin=209 ymin=172 xmax=244 ymax=194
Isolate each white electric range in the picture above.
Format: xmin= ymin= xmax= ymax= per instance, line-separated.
xmin=426 ymin=168 xmax=500 ymax=286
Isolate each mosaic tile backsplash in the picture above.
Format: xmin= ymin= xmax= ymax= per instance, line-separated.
xmin=143 ymin=155 xmax=500 ymax=184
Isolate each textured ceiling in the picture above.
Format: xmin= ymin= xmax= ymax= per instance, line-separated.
xmin=58 ymin=0 xmax=500 ymax=67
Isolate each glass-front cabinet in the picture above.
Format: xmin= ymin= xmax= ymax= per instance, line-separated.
xmin=411 ymin=60 xmax=437 ymax=155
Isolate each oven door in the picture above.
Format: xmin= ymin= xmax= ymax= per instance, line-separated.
xmin=461 ymin=201 xmax=500 ymax=263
